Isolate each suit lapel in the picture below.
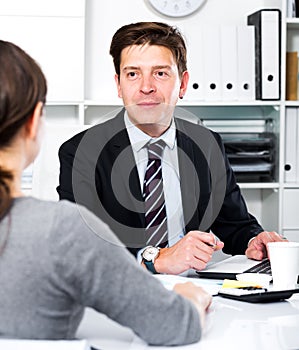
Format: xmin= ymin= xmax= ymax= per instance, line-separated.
xmin=108 ymin=111 xmax=145 ymax=227
xmin=176 ymin=119 xmax=201 ymax=233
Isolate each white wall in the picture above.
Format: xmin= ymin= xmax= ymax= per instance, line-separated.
xmin=0 ymin=0 xmax=85 ymax=102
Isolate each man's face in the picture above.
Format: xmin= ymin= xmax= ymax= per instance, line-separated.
xmin=115 ymin=44 xmax=188 ymax=134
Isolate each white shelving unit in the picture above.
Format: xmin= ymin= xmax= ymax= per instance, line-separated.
xmin=282 ymin=1 xmax=299 ymax=241
xmin=12 ymin=0 xmax=298 ymax=240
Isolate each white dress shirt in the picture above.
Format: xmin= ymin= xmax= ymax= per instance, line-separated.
xmin=124 ymin=112 xmax=185 ymax=260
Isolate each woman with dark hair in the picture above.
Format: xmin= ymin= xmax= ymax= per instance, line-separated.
xmin=0 ymin=40 xmax=211 ymax=345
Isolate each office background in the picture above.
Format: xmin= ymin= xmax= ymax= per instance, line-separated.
xmin=2 ymin=0 xmax=299 ymax=243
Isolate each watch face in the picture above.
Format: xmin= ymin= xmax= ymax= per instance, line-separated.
xmin=148 ymin=0 xmax=206 ymax=18
xmin=142 ymin=246 xmax=160 ymax=261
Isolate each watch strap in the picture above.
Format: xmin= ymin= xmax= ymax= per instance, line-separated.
xmin=143 ymin=259 xmax=158 ymax=274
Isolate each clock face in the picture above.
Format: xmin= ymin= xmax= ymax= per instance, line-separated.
xmin=148 ymin=0 xmax=206 ymax=18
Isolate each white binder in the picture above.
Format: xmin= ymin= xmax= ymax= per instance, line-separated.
xmin=184 ymin=25 xmax=205 ymax=101
xmin=296 ymin=108 xmax=299 ymax=182
xmin=202 ymin=26 xmax=222 ymax=101
xmin=285 ymin=108 xmax=297 ymax=183
xmin=220 ymin=25 xmax=238 ymax=101
xmin=236 ymin=26 xmax=256 ymax=101
xmin=261 ymin=10 xmax=280 ymax=99
xmin=248 ymin=9 xmax=281 ymax=100
xmin=287 ymin=0 xmax=296 ymax=17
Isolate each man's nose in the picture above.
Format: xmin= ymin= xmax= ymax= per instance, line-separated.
xmin=140 ymin=75 xmax=156 ymax=94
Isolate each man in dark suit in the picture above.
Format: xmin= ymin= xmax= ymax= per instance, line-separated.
xmin=57 ymin=22 xmax=283 ymax=275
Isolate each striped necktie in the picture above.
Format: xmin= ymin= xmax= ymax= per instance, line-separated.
xmin=143 ymin=141 xmax=168 ymax=248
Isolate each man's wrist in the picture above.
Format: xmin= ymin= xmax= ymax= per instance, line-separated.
xmin=151 ymin=247 xmax=167 ymax=274
xmin=143 ymin=259 xmax=158 ymax=274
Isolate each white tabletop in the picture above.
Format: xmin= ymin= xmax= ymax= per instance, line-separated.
xmin=76 ymin=278 xmax=299 ymax=350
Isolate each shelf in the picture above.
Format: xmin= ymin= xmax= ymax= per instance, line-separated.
xmin=84 ymin=99 xmax=123 ymax=106
xmin=45 ymin=100 xmax=281 ymax=108
xmin=178 ymin=100 xmax=281 ymax=107
xmin=286 ymin=18 xmax=299 ymax=28
xmin=285 ymin=101 xmax=299 ymax=106
xmin=238 ymin=183 xmax=279 ymax=189
xmin=283 ymin=184 xmax=299 ymax=189
xmin=46 ymin=101 xmax=84 ymax=106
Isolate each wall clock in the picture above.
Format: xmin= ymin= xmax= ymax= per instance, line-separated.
xmin=148 ymin=0 xmax=206 ymax=18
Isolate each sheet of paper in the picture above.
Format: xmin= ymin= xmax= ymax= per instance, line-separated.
xmin=154 ymin=274 xmax=222 ymax=295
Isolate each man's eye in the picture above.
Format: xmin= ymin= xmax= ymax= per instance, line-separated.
xmin=128 ymin=72 xmax=136 ymax=78
xmin=155 ymin=71 xmax=168 ymax=78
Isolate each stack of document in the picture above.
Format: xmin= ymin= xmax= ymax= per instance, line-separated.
xmin=220 ymin=132 xmax=276 ymax=182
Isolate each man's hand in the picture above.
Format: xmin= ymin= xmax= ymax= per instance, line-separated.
xmin=173 ymin=282 xmax=212 ymax=328
xmin=154 ymin=231 xmax=224 ymax=274
xmin=245 ymin=231 xmax=287 ymax=260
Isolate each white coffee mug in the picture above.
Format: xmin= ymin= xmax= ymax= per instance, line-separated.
xmin=267 ymin=242 xmax=299 ymax=290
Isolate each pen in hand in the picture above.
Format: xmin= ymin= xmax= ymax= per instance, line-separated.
xmin=206 ymin=234 xmax=221 ymax=249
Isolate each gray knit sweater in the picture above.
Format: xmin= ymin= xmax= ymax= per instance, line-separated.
xmin=0 ymin=197 xmax=201 ymax=345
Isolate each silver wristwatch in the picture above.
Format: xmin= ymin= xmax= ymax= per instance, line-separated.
xmin=141 ymin=246 xmax=160 ymax=274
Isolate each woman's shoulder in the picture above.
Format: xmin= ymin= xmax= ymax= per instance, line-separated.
xmin=12 ymin=196 xmax=91 ymax=230
xmin=14 ymin=196 xmax=82 ymax=214
xmin=14 ymin=196 xmax=119 ymax=245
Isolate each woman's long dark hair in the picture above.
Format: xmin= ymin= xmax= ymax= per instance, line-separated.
xmin=0 ymin=40 xmax=47 ymax=220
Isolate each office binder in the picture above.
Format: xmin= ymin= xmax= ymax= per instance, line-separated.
xmin=184 ymin=25 xmax=205 ymax=101
xmin=202 ymin=26 xmax=222 ymax=101
xmin=287 ymin=0 xmax=296 ymax=17
xmin=247 ymin=9 xmax=281 ymax=100
xmin=286 ymin=52 xmax=298 ymax=100
xmin=296 ymin=108 xmax=299 ymax=182
xmin=236 ymin=26 xmax=256 ymax=101
xmin=220 ymin=25 xmax=238 ymax=101
xmin=285 ymin=108 xmax=297 ymax=182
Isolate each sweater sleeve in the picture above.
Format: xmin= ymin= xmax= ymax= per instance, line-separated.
xmin=49 ymin=201 xmax=202 ymax=346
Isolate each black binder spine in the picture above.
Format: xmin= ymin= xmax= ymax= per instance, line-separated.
xmin=247 ymin=9 xmax=281 ymax=100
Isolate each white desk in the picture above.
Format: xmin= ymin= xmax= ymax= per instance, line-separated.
xmin=76 ymin=279 xmax=299 ymax=350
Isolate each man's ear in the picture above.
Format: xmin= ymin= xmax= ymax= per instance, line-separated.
xmin=179 ymin=71 xmax=189 ymax=99
xmin=114 ymin=74 xmax=122 ymax=98
xmin=25 ymin=101 xmax=43 ymax=139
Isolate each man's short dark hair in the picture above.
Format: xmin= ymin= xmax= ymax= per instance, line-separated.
xmin=109 ymin=22 xmax=187 ymax=78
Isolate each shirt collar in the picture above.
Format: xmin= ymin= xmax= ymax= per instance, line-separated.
xmin=124 ymin=111 xmax=176 ymax=153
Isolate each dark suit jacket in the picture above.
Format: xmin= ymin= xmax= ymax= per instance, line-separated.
xmin=57 ymin=109 xmax=263 ymax=256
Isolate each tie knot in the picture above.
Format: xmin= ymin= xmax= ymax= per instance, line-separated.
xmin=147 ymin=140 xmax=165 ymax=160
